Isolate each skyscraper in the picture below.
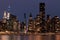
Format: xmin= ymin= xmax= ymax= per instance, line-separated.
xmin=39 ymin=3 xmax=45 ymax=19
xmin=28 ymin=13 xmax=35 ymax=33
xmin=39 ymin=3 xmax=46 ymax=33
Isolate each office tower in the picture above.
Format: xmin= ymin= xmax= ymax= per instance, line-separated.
xmin=7 ymin=12 xmax=10 ymax=20
xmin=20 ymin=22 xmax=25 ymax=32
xmin=39 ymin=3 xmax=45 ymax=19
xmin=51 ymin=16 xmax=60 ymax=32
xmin=20 ymin=21 xmax=27 ymax=33
xmin=10 ymin=14 xmax=17 ymax=31
xmin=1 ymin=11 xmax=7 ymax=31
xmin=46 ymin=15 xmax=51 ymax=32
xmin=28 ymin=13 xmax=35 ymax=33
xmin=54 ymin=16 xmax=60 ymax=32
xmin=17 ymin=21 xmax=21 ymax=32
xmin=51 ymin=16 xmax=55 ymax=32
xmin=39 ymin=3 xmax=46 ymax=33
xmin=2 ymin=11 xmax=7 ymax=23
xmin=6 ymin=13 xmax=18 ymax=31
xmin=3 ymin=11 xmax=7 ymax=19
xmin=34 ymin=14 xmax=41 ymax=33
xmin=0 ymin=20 xmax=7 ymax=31
xmin=24 ymin=13 xmax=27 ymax=33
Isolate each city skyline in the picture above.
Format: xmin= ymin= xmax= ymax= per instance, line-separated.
xmin=0 ymin=0 xmax=60 ymax=40
xmin=0 ymin=2 xmax=60 ymax=33
xmin=0 ymin=0 xmax=60 ymax=22
xmin=0 ymin=2 xmax=60 ymax=40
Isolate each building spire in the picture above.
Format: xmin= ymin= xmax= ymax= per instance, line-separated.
xmin=7 ymin=0 xmax=11 ymax=12
xmin=8 ymin=4 xmax=11 ymax=12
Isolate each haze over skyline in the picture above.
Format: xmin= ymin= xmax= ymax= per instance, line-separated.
xmin=0 ymin=0 xmax=60 ymax=21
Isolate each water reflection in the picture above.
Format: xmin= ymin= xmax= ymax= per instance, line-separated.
xmin=0 ymin=34 xmax=60 ymax=40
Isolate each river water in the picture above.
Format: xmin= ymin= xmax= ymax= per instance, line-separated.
xmin=0 ymin=34 xmax=60 ymax=40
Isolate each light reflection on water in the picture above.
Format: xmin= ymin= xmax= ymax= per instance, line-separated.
xmin=0 ymin=34 xmax=60 ymax=40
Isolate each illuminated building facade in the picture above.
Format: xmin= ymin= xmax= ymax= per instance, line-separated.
xmin=28 ymin=13 xmax=35 ymax=33
xmin=0 ymin=2 xmax=60 ymax=40
xmin=0 ymin=2 xmax=60 ymax=34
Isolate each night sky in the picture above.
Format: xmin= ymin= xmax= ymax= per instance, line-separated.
xmin=0 ymin=0 xmax=60 ymax=22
